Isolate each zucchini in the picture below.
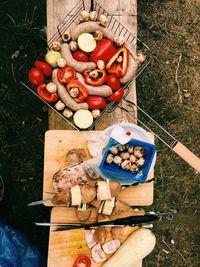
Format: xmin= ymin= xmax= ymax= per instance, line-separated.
xmin=73 ymin=109 xmax=94 ymax=129
xmin=71 ymin=185 xmax=82 ymax=206
xmin=97 ymin=181 xmax=111 ymax=201
xmin=78 ymin=33 xmax=97 ymax=53
xmin=102 ymin=197 xmax=115 ymax=215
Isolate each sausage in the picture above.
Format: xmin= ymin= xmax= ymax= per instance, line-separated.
xmin=52 ymin=69 xmax=88 ymax=111
xmin=102 ymin=239 xmax=121 ymax=254
xmin=76 ymin=73 xmax=113 ymax=97
xmin=71 ymin=21 xmax=114 ymax=42
xmin=60 ymin=43 xmax=96 ymax=73
xmin=120 ymin=54 xmax=138 ymax=84
xmin=91 ymin=243 xmax=107 ymax=263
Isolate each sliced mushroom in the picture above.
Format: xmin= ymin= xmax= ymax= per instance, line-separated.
xmin=109 ymin=181 xmax=121 ymax=197
xmin=81 ymin=185 xmax=97 ymax=203
xmin=51 ymin=190 xmax=70 ymax=205
xmin=93 ymin=227 xmax=107 ymax=244
xmin=97 ymin=214 xmax=110 ymax=222
xmin=76 ymin=207 xmax=91 ymax=222
xmin=113 ymin=200 xmax=130 ymax=214
xmin=66 ymin=148 xmax=86 ymax=164
xmin=90 ymin=199 xmax=102 ymax=210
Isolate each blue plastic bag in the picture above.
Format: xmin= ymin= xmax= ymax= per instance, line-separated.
xmin=0 ymin=224 xmax=44 ymax=267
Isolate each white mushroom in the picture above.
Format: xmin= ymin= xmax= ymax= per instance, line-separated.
xmin=106 ymin=153 xmax=114 ymax=164
xmin=62 ymin=31 xmax=71 ymax=42
xmin=97 ymin=60 xmax=105 ymax=70
xmin=120 ymin=152 xmax=130 ymax=160
xmin=136 ymin=157 xmax=145 ymax=167
xmin=121 ymin=160 xmax=131 ymax=171
xmin=57 ymin=58 xmax=67 ymax=68
xmin=90 ymin=11 xmax=98 ymax=21
xmin=109 ymin=146 xmax=118 ymax=155
xmin=46 ymin=82 xmax=57 ymax=94
xmin=98 ymin=14 xmax=108 ymax=27
xmin=55 ymin=100 xmax=65 ymax=111
xmin=92 ymin=109 xmax=101 ymax=118
xmin=130 ymin=163 xmax=139 ymax=173
xmin=69 ymin=41 xmax=78 ymax=51
xmin=89 ymin=70 xmax=99 ymax=79
xmin=134 ymin=146 xmax=144 ymax=158
xmin=69 ymin=87 xmax=79 ymax=98
xmin=127 ymin=145 xmax=134 ymax=154
xmin=114 ymin=36 xmax=125 ymax=47
xmin=135 ymin=52 xmax=146 ymax=63
xmin=80 ymin=10 xmax=90 ymax=22
xmin=118 ymin=145 xmax=126 ymax=152
xmin=63 ymin=108 xmax=73 ymax=119
xmin=51 ymin=41 xmax=61 ymax=51
xmin=93 ymin=30 xmax=104 ymax=41
xmin=113 ymin=155 xmax=122 ymax=166
xmin=116 ymin=55 xmax=123 ymax=63
xmin=130 ymin=154 xmax=137 ymax=163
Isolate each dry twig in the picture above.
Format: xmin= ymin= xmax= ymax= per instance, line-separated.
xmin=175 ymin=54 xmax=183 ymax=104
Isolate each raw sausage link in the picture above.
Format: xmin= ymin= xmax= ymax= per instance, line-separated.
xmin=52 ymin=69 xmax=88 ymax=111
xmin=77 ymin=73 xmax=112 ymax=97
xmin=60 ymin=43 xmax=96 ymax=73
xmin=120 ymin=54 xmax=138 ymax=84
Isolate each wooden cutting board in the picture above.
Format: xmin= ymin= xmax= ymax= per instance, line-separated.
xmin=48 ymin=207 xmax=143 ymax=267
xmin=43 ymin=130 xmax=154 ymax=206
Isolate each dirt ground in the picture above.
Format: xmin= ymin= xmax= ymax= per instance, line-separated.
xmin=0 ymin=0 xmax=199 ymax=266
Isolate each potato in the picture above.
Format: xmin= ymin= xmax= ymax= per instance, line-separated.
xmin=78 ymin=33 xmax=97 ymax=53
xmin=103 ymin=228 xmax=156 ymax=267
xmin=45 ymin=51 xmax=61 ymax=68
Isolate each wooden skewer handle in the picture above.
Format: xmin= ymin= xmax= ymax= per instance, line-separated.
xmin=172 ymin=141 xmax=200 ymax=172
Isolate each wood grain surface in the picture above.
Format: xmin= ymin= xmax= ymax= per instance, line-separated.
xmin=48 ymin=207 xmax=142 ymax=267
xmin=46 ymin=0 xmax=137 ymax=130
xmin=43 ymin=130 xmax=154 ymax=206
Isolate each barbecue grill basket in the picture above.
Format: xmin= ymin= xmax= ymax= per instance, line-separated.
xmin=20 ymin=0 xmax=151 ymax=130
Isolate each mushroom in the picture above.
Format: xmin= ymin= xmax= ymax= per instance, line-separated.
xmin=46 ymin=82 xmax=57 ymax=93
xmin=114 ymin=36 xmax=125 ymax=47
xmin=136 ymin=157 xmax=145 ymax=167
xmin=89 ymin=70 xmax=99 ymax=79
xmin=57 ymin=57 xmax=67 ymax=68
xmin=51 ymin=41 xmax=61 ymax=51
xmin=130 ymin=154 xmax=137 ymax=163
xmin=113 ymin=155 xmax=122 ymax=166
xmin=135 ymin=51 xmax=146 ymax=63
xmin=118 ymin=145 xmax=126 ymax=152
xmin=51 ymin=190 xmax=70 ymax=205
xmin=63 ymin=108 xmax=73 ymax=119
xmin=109 ymin=146 xmax=118 ymax=155
xmin=120 ymin=152 xmax=130 ymax=160
xmin=80 ymin=10 xmax=90 ymax=21
xmin=55 ymin=100 xmax=65 ymax=111
xmin=109 ymin=181 xmax=121 ymax=197
xmin=93 ymin=30 xmax=104 ymax=41
xmin=98 ymin=14 xmax=108 ymax=27
xmin=130 ymin=163 xmax=139 ymax=173
xmin=134 ymin=146 xmax=144 ymax=158
xmin=93 ymin=227 xmax=107 ymax=244
xmin=90 ymin=11 xmax=98 ymax=21
xmin=113 ymin=200 xmax=130 ymax=214
xmin=127 ymin=145 xmax=134 ymax=154
xmin=81 ymin=185 xmax=97 ymax=203
xmin=69 ymin=41 xmax=78 ymax=51
xmin=92 ymin=109 xmax=101 ymax=118
xmin=116 ymin=55 xmax=123 ymax=63
xmin=106 ymin=153 xmax=114 ymax=164
xmin=61 ymin=31 xmax=71 ymax=42
xmin=97 ymin=60 xmax=105 ymax=70
xmin=77 ymin=208 xmax=92 ymax=222
xmin=121 ymin=160 xmax=131 ymax=171
xmin=69 ymin=87 xmax=79 ymax=98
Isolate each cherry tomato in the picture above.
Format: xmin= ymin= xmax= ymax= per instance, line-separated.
xmin=72 ymin=50 xmax=89 ymax=62
xmin=108 ymin=88 xmax=125 ymax=102
xmin=57 ymin=66 xmax=76 ymax=84
xmin=28 ymin=67 xmax=45 ymax=86
xmin=34 ymin=60 xmax=52 ymax=77
xmin=73 ymin=255 xmax=91 ymax=267
xmin=107 ymin=74 xmax=121 ymax=91
xmin=36 ymin=83 xmax=59 ymax=103
xmin=86 ymin=96 xmax=107 ymax=110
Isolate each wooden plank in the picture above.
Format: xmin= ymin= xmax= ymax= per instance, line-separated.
xmin=48 ymin=207 xmax=142 ymax=267
xmin=46 ymin=0 xmax=137 ymax=130
xmin=43 ymin=130 xmax=154 ymax=206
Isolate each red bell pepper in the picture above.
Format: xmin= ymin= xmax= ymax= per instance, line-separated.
xmin=83 ymin=69 xmax=107 ymax=86
xmin=57 ymin=66 xmax=76 ymax=84
xmin=36 ymin=83 xmax=59 ymax=103
xmin=90 ymin=38 xmax=117 ymax=63
xmin=73 ymin=255 xmax=91 ymax=267
xmin=106 ymin=47 xmax=128 ymax=77
xmin=108 ymin=88 xmax=125 ymax=102
xmin=66 ymin=79 xmax=88 ymax=103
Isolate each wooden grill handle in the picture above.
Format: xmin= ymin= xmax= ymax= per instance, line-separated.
xmin=172 ymin=141 xmax=200 ymax=172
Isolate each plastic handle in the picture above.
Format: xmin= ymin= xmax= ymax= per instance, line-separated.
xmin=172 ymin=141 xmax=200 ymax=172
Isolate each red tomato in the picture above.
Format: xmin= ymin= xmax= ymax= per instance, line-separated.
xmin=72 ymin=50 xmax=89 ymax=62
xmin=107 ymin=74 xmax=121 ymax=91
xmin=57 ymin=66 xmax=76 ymax=84
xmin=36 ymin=83 xmax=59 ymax=103
xmin=73 ymin=255 xmax=91 ymax=267
xmin=34 ymin=60 xmax=52 ymax=77
xmin=108 ymin=88 xmax=125 ymax=102
xmin=28 ymin=67 xmax=44 ymax=86
xmin=86 ymin=96 xmax=107 ymax=110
